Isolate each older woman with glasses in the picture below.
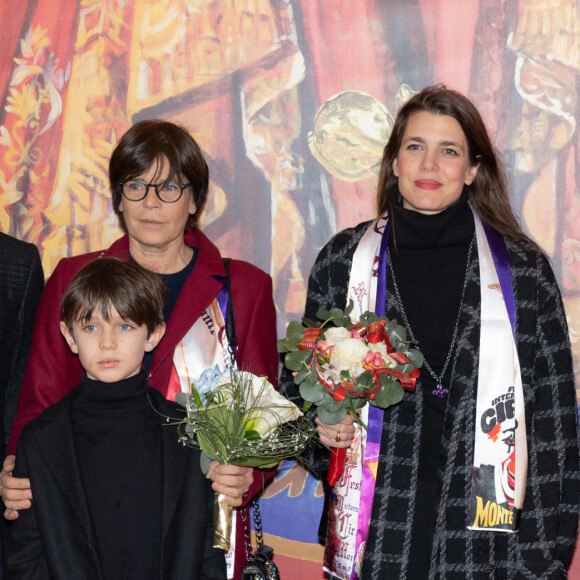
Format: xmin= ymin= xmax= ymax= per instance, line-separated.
xmin=1 ymin=120 xmax=278 ymax=579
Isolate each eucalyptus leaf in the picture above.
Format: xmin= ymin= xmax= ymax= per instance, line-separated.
xmin=293 ymin=365 xmax=311 ymax=385
xmin=287 ymin=320 xmax=307 ymax=339
xmin=406 ymin=349 xmax=424 ymax=368
xmin=356 ymin=370 xmax=373 ymax=388
xmin=310 ymin=362 xmax=319 ymax=383
xmin=285 ymin=349 xmax=313 ymax=371
xmin=317 ymin=405 xmax=347 ymax=425
xmin=324 ymin=396 xmax=347 ymax=413
xmin=373 ymin=375 xmax=404 ymax=408
xmin=279 ymin=321 xmax=308 ymax=352
xmin=322 ymin=392 xmax=339 ymax=406
xmin=175 ymin=392 xmax=188 ymax=408
xmin=299 ymin=381 xmax=326 ymax=403
xmin=345 ymin=300 xmax=354 ymax=315
xmin=277 ymin=338 xmax=295 ymax=353
xmin=330 ymin=308 xmax=347 ymax=327
xmin=398 ymin=363 xmax=415 ymax=374
xmin=301 ymin=317 xmax=319 ymax=328
xmin=316 ymin=309 xmax=331 ymax=321
xmin=385 ymin=318 xmax=399 ymax=332
xmin=388 ymin=324 xmax=407 ymax=346
xmin=359 ymin=311 xmax=379 ymax=325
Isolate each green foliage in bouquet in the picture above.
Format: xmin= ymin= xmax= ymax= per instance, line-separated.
xmin=174 ymin=370 xmax=317 ymax=472
xmin=278 ymin=300 xmax=423 ymax=426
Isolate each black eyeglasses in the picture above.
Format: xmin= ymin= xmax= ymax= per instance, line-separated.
xmin=119 ymin=179 xmax=192 ymax=203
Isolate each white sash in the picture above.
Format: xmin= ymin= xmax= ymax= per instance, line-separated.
xmin=171 ymin=298 xmax=231 ymax=394
xmin=468 ymin=217 xmax=527 ymax=531
xmin=170 ymin=297 xmax=238 ymax=579
xmin=323 ymin=218 xmax=387 ymax=580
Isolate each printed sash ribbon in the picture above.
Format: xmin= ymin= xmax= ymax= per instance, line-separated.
xmin=323 ymin=217 xmax=388 ymax=580
xmin=467 ymin=217 xmax=527 ymax=532
xmin=323 ymin=211 xmax=527 ymax=580
xmin=166 ymin=286 xmax=238 ymax=579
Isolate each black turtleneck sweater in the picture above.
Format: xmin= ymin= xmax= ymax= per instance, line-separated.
xmin=387 ymin=196 xmax=475 ymax=577
xmin=71 ymin=371 xmax=162 ymax=580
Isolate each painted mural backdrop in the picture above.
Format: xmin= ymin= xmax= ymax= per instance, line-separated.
xmin=1 ymin=0 xmax=579 ymax=577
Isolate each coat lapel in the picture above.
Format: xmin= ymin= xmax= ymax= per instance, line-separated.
xmin=150 ymin=229 xmax=226 ymax=388
xmin=33 ymin=399 xmax=97 ymax=545
xmin=154 ymin=393 xmax=192 ymax=542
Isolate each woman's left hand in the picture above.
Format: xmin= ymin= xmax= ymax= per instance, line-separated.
xmin=316 ymin=414 xmax=355 ymax=448
xmin=207 ymin=461 xmax=254 ymax=506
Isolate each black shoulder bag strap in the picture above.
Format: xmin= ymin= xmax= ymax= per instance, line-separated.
xmin=222 ymin=259 xmax=280 ymax=580
xmin=223 ymin=258 xmax=239 ymax=367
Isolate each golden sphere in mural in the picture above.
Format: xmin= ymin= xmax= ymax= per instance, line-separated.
xmin=308 ymin=90 xmax=394 ymax=181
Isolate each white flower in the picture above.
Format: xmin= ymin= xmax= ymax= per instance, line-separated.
xmin=324 ymin=326 xmax=351 ymax=346
xmin=332 ymin=338 xmax=368 ymax=371
xmin=218 ymin=372 xmax=302 ymax=437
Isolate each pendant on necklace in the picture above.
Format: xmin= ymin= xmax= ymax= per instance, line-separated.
xmin=432 ymin=384 xmax=449 ymax=398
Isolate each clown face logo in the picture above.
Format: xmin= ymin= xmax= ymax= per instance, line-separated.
xmin=500 ymin=451 xmax=516 ymax=508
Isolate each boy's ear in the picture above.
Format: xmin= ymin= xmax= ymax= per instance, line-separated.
xmin=60 ymin=321 xmax=79 ymax=354
xmin=145 ymin=322 xmax=166 ymax=353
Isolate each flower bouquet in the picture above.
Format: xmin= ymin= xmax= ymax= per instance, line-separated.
xmin=174 ymin=366 xmax=316 ymax=550
xmin=279 ymin=301 xmax=423 ymax=485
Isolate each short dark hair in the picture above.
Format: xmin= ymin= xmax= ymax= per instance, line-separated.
xmin=61 ymin=257 xmax=166 ymax=336
xmin=377 ymin=85 xmax=537 ymax=250
xmin=109 ymin=119 xmax=209 ymax=230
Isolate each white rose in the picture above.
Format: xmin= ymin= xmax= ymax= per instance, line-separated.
xmin=332 ymin=338 xmax=368 ymax=371
xmin=324 ymin=326 xmax=351 ymax=346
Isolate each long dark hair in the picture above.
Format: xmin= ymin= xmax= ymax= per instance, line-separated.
xmin=377 ymin=85 xmax=538 ymax=251
xmin=109 ymin=120 xmax=209 ymax=230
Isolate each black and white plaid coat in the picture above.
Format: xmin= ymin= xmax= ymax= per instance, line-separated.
xmin=281 ymin=221 xmax=579 ymax=579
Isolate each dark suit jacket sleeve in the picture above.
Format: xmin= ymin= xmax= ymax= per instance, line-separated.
xmin=4 ymin=244 xmax=44 ymax=449
xmin=8 ymin=258 xmax=86 ymax=455
xmin=3 ymin=439 xmax=50 ymax=579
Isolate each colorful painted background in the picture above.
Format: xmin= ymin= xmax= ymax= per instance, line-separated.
xmin=1 ymin=0 xmax=579 ymax=576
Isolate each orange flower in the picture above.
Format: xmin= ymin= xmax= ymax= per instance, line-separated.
xmin=315 ymin=339 xmax=333 ymax=361
xmin=362 ymin=351 xmax=387 ymax=372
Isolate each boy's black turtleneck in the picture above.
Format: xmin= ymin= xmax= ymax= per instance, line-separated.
xmin=387 ymin=195 xmax=475 ymax=578
xmin=71 ymin=370 xmax=162 ymax=580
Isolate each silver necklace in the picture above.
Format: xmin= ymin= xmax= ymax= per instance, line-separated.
xmin=386 ymin=237 xmax=474 ymax=398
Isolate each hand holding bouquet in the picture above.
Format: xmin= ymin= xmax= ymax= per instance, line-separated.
xmin=174 ymin=367 xmax=316 ymax=549
xmin=279 ymin=301 xmax=423 ymax=484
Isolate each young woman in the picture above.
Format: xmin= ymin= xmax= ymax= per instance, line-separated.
xmin=283 ymin=86 xmax=579 ymax=579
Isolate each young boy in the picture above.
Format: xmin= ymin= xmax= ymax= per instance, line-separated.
xmin=4 ymin=258 xmax=226 ymax=579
